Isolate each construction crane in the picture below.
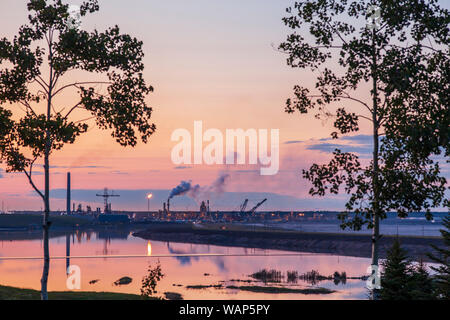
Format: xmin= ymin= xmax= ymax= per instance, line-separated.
xmin=248 ymin=198 xmax=267 ymax=215
xmin=239 ymin=199 xmax=249 ymax=214
xmin=96 ymin=188 xmax=120 ymax=214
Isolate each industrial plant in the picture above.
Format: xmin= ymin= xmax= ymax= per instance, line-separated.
xmin=57 ymin=172 xmax=316 ymax=225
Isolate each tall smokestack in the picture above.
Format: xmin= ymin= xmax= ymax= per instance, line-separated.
xmin=163 ymin=202 xmax=166 ymax=213
xmin=67 ymin=172 xmax=71 ymax=215
xmin=167 ymin=198 xmax=170 ymax=212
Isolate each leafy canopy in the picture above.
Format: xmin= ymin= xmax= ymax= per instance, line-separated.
xmin=280 ymin=0 xmax=449 ymax=230
xmin=141 ymin=262 xmax=164 ymax=298
xmin=0 ymin=0 xmax=156 ymax=188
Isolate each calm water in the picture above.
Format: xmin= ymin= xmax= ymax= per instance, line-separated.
xmin=0 ymin=228 xmax=376 ymax=300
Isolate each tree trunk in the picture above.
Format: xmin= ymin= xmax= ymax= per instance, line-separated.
xmin=370 ymin=28 xmax=381 ymax=300
xmin=41 ymin=31 xmax=53 ymax=300
xmin=40 ymin=144 xmax=50 ymax=300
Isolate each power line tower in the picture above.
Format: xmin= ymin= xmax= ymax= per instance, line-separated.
xmin=96 ymin=188 xmax=120 ymax=214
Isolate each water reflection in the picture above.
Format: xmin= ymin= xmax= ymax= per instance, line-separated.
xmin=147 ymin=241 xmax=152 ymax=256
xmin=0 ymin=228 xmax=374 ymax=300
xmin=65 ymin=234 xmax=70 ymax=275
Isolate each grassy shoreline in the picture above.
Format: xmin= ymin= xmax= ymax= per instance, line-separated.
xmin=0 ymin=283 xmax=335 ymax=300
xmin=0 ymin=285 xmax=146 ymax=300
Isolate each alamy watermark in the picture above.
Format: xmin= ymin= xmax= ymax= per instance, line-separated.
xmin=66 ymin=4 xmax=82 ymax=30
xmin=366 ymin=5 xmax=381 ymax=30
xmin=66 ymin=265 xmax=81 ymax=290
xmin=366 ymin=264 xmax=381 ymax=290
xmin=171 ymin=121 xmax=279 ymax=175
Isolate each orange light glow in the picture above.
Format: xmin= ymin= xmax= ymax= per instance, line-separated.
xmin=147 ymin=241 xmax=152 ymax=256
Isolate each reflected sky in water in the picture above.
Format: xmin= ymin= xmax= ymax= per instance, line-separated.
xmin=0 ymin=229 xmax=374 ymax=299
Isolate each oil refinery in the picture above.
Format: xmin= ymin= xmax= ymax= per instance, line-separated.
xmin=59 ymin=172 xmax=315 ymax=225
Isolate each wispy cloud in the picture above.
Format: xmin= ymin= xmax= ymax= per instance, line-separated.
xmin=110 ymin=171 xmax=129 ymax=175
xmin=341 ymin=134 xmax=373 ymax=144
xmin=235 ymin=169 xmax=260 ymax=173
xmin=36 ymin=165 xmax=109 ymax=169
xmin=174 ymin=166 xmax=193 ymax=170
xmin=5 ymin=170 xmax=44 ymax=176
xmin=306 ymin=134 xmax=373 ymax=157
xmin=306 ymin=143 xmax=373 ymax=155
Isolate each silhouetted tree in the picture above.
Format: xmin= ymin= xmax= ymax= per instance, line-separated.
xmin=380 ymin=239 xmax=413 ymax=299
xmin=381 ymin=240 xmax=436 ymax=300
xmin=409 ymin=260 xmax=435 ymax=300
xmin=428 ymin=213 xmax=450 ymax=299
xmin=0 ymin=0 xmax=156 ymax=299
xmin=280 ymin=0 xmax=449 ymax=297
xmin=141 ymin=262 xmax=164 ymax=299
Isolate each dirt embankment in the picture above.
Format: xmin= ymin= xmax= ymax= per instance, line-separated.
xmin=133 ymin=223 xmax=444 ymax=262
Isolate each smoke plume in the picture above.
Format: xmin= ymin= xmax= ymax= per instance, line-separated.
xmin=168 ymin=181 xmax=200 ymax=199
xmin=168 ymin=173 xmax=230 ymax=202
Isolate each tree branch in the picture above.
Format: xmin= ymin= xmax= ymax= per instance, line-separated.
xmin=51 ymin=72 xmax=61 ymax=90
xmin=23 ymin=160 xmax=45 ymax=201
xmin=53 ymin=81 xmax=112 ymax=97
xmin=34 ymin=76 xmax=49 ymax=94
xmin=341 ymin=92 xmax=372 ymax=113
xmin=19 ymin=100 xmax=37 ymax=117
xmin=273 ymin=42 xmax=343 ymax=54
xmin=375 ymin=22 xmax=389 ymax=34
xmin=356 ymin=114 xmax=373 ymax=122
xmin=63 ymin=101 xmax=83 ymax=119
xmin=326 ymin=21 xmax=371 ymax=64
xmin=74 ymin=116 xmax=95 ymax=124
xmin=385 ymin=43 xmax=447 ymax=54
xmin=306 ymin=93 xmax=372 ymax=113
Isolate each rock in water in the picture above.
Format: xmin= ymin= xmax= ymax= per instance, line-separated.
xmin=164 ymin=292 xmax=183 ymax=300
xmin=114 ymin=276 xmax=133 ymax=286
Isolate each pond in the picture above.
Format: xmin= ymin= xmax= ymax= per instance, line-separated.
xmin=0 ymin=228 xmax=375 ymax=300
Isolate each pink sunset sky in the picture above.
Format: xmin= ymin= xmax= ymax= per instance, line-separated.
xmin=0 ymin=1 xmax=447 ymax=211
